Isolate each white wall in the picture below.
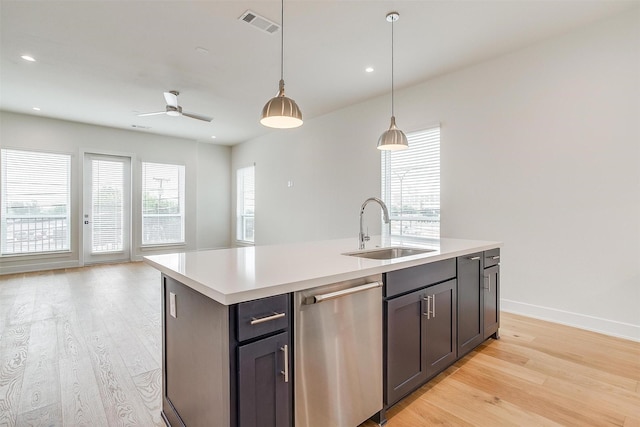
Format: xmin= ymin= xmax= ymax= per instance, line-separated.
xmin=0 ymin=111 xmax=231 ymax=273
xmin=232 ymin=11 xmax=640 ymax=340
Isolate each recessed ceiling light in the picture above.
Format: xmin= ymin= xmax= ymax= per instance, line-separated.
xmin=365 ymin=67 xmax=374 ymax=73
xmin=211 ymin=135 xmax=217 ymax=139
xmin=21 ymin=55 xmax=36 ymax=62
xmin=32 ymin=107 xmax=41 ymax=111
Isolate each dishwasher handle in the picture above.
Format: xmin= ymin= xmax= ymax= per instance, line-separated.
xmin=305 ymin=281 xmax=382 ymax=305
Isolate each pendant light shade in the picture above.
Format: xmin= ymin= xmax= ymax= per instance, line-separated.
xmin=378 ymin=12 xmax=408 ymax=151
xmin=260 ymin=0 xmax=303 ymax=129
xmin=260 ymin=79 xmax=303 ymax=128
xmin=377 ymin=116 xmax=408 ymax=150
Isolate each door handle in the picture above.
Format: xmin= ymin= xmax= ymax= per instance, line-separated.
xmin=280 ymin=345 xmax=289 ymax=383
xmin=306 ymin=281 xmax=382 ymax=304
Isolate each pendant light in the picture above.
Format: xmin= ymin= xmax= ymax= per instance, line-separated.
xmin=260 ymin=0 xmax=303 ymax=129
xmin=377 ymin=12 xmax=408 ymax=150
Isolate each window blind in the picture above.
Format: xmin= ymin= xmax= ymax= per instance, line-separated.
xmin=91 ymin=159 xmax=124 ymax=253
xmin=1 ymin=149 xmax=71 ymax=254
xmin=142 ymin=162 xmax=185 ymax=245
xmin=236 ymin=165 xmax=255 ymax=243
xmin=381 ymin=126 xmax=440 ymax=239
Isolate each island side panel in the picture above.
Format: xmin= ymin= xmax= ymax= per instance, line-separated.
xmin=162 ymin=275 xmax=231 ymax=427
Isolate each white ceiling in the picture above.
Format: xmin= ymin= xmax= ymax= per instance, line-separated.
xmin=1 ymin=1 xmax=637 ymax=145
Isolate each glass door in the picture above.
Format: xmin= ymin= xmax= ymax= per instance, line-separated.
xmin=83 ymin=153 xmax=131 ymax=264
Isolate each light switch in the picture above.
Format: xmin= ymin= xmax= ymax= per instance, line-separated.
xmin=169 ymin=292 xmax=177 ymax=318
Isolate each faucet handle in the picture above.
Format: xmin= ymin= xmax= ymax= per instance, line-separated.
xmin=364 ymin=227 xmax=370 ymax=242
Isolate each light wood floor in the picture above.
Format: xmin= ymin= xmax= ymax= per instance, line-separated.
xmin=1 ymin=262 xmax=639 ymax=427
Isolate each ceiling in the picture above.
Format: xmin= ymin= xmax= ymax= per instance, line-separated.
xmin=1 ymin=1 xmax=637 ymax=146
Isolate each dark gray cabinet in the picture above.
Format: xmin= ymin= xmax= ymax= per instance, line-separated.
xmin=483 ymin=264 xmax=500 ymax=339
xmin=383 ymin=259 xmax=457 ymax=408
xmin=457 ymin=253 xmax=484 ymax=357
xmin=238 ymin=332 xmax=290 ymax=427
xmin=385 ymin=288 xmax=428 ymax=406
xmin=161 ymin=275 xmax=292 ymax=427
xmin=483 ymin=249 xmax=500 ymax=339
xmin=424 ymin=279 xmax=457 ymax=377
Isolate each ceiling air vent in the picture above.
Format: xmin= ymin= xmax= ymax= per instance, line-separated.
xmin=239 ymin=10 xmax=280 ymax=34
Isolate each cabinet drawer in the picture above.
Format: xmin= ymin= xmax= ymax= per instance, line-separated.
xmin=484 ymin=249 xmax=501 ymax=268
xmin=384 ymin=259 xmax=456 ymax=298
xmin=237 ymin=294 xmax=290 ymax=342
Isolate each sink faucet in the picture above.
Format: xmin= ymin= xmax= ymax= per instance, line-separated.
xmin=359 ymin=197 xmax=390 ymax=249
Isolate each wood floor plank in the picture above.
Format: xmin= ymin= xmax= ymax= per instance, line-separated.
xmin=14 ymin=402 xmax=63 ymax=426
xmin=59 ymin=353 xmax=109 ymax=427
xmin=131 ymin=368 xmax=163 ymax=426
xmin=85 ymin=329 xmax=156 ymax=426
xmin=0 ymin=324 xmax=30 ymax=427
xmin=17 ymin=318 xmax=60 ymax=416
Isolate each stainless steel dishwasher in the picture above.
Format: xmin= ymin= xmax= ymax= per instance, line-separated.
xmin=294 ymin=275 xmax=383 ymax=427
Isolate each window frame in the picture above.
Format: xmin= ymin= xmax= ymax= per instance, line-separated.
xmin=381 ymin=125 xmax=441 ymax=240
xmin=141 ymin=161 xmax=186 ymax=247
xmin=1 ymin=148 xmax=72 ymax=256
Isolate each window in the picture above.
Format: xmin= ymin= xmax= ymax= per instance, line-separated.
xmin=381 ymin=126 xmax=440 ymax=239
xmin=236 ymin=165 xmax=255 ymax=243
xmin=142 ymin=162 xmax=185 ymax=245
xmin=1 ymin=149 xmax=71 ymax=255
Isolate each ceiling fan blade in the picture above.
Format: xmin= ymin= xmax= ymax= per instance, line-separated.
xmin=182 ymin=111 xmax=213 ymax=122
xmin=137 ymin=111 xmax=166 ymax=117
xmin=164 ymin=91 xmax=179 ymax=107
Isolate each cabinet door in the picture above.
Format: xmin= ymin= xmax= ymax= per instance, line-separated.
xmin=238 ymin=331 xmax=291 ymax=427
xmin=483 ymin=265 xmax=500 ymax=339
xmin=457 ymin=254 xmax=484 ymax=357
xmin=424 ymin=279 xmax=457 ymax=378
xmin=385 ymin=289 xmax=428 ymax=407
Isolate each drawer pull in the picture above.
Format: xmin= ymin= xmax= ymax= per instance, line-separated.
xmin=468 ymin=256 xmax=481 ymax=261
xmin=250 ymin=312 xmax=286 ymax=325
xmin=488 ymin=255 xmax=500 ymax=260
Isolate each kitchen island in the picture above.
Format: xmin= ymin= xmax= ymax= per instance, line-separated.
xmin=145 ymin=236 xmax=502 ymax=427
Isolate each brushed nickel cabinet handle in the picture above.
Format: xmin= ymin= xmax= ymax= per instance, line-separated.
xmin=280 ymin=345 xmax=289 ymax=383
xmin=488 ymin=255 xmax=500 ymax=260
xmin=468 ymin=256 xmax=481 ymax=261
xmin=484 ymin=275 xmax=490 ymax=292
xmin=423 ymin=295 xmax=431 ymax=319
xmin=432 ymin=294 xmax=436 ymax=318
xmin=250 ymin=312 xmax=286 ymax=325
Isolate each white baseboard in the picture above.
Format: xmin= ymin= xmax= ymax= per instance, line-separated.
xmin=501 ymin=299 xmax=640 ymax=342
xmin=0 ymin=260 xmax=81 ymax=275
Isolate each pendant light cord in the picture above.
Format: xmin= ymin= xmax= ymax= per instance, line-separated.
xmin=391 ymin=17 xmax=395 ymax=117
xmin=280 ymin=0 xmax=284 ymax=82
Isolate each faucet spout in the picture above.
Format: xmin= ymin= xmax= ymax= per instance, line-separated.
xmin=359 ymin=197 xmax=390 ymax=250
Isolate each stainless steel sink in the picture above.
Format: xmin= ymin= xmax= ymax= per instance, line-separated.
xmin=343 ymin=246 xmax=435 ymax=260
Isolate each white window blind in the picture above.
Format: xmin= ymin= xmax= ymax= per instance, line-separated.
xmin=381 ymin=126 xmax=440 ymax=239
xmin=1 ymin=149 xmax=71 ymax=255
xmin=142 ymin=162 xmax=185 ymax=245
xmin=236 ymin=165 xmax=255 ymax=243
xmin=91 ymin=159 xmax=124 ymax=253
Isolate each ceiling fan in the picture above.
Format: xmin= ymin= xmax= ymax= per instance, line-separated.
xmin=137 ymin=91 xmax=213 ymax=122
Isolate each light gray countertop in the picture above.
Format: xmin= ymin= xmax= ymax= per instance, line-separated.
xmin=144 ymin=236 xmax=502 ymax=305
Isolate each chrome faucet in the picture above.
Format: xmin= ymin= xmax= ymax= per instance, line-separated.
xmin=359 ymin=197 xmax=390 ymax=249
